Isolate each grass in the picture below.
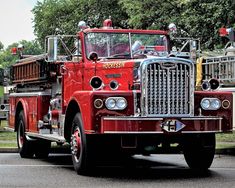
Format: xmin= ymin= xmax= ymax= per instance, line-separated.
xmin=216 ymin=133 xmax=235 ymax=142
xmin=0 ymin=120 xmax=17 ymax=148
xmin=0 ymin=120 xmax=234 ymax=149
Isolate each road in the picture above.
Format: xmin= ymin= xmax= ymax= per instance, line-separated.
xmin=0 ymin=153 xmax=234 ymax=188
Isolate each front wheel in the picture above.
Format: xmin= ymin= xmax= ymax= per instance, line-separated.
xmin=183 ymin=133 xmax=215 ymax=171
xmin=70 ymin=113 xmax=93 ymax=174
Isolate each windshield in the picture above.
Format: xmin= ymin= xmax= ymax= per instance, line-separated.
xmin=85 ymin=32 xmax=168 ymax=59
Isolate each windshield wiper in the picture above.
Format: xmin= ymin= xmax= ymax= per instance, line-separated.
xmin=106 ymin=53 xmax=131 ymax=59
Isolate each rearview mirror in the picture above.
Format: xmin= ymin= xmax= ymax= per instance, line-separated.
xmin=47 ymin=37 xmax=58 ymax=62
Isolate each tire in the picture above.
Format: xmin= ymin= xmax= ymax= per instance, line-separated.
xmin=70 ymin=113 xmax=93 ymax=174
xmin=17 ymin=111 xmax=34 ymax=158
xmin=34 ymin=140 xmax=51 ymax=158
xmin=183 ymin=133 xmax=215 ymax=171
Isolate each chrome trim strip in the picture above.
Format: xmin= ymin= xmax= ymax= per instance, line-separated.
xmin=104 ymin=131 xmax=222 ymax=134
xmin=103 ymin=117 xmax=163 ymax=121
xmin=103 ymin=116 xmax=222 ymax=121
xmin=26 ymin=132 xmax=65 ymax=143
xmin=133 ymin=90 xmax=137 ymax=116
xmin=181 ymin=131 xmax=221 ymax=133
xmin=10 ymin=91 xmax=51 ymax=97
xmin=181 ymin=117 xmax=223 ymax=120
xmin=104 ymin=131 xmax=164 ymax=134
xmin=233 ymin=92 xmax=235 ymax=130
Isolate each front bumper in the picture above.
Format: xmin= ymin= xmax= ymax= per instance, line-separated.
xmin=101 ymin=116 xmax=224 ymax=134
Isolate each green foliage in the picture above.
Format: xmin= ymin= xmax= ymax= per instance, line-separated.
xmin=0 ymin=41 xmax=4 ymax=51
xmin=32 ymin=0 xmax=128 ymax=46
xmin=0 ymin=40 xmax=43 ymax=68
xmin=119 ymin=0 xmax=235 ymax=49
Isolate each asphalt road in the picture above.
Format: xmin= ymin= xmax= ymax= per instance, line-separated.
xmin=0 ymin=153 xmax=234 ymax=188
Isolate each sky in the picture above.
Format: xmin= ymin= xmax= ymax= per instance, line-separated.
xmin=0 ymin=0 xmax=40 ymax=48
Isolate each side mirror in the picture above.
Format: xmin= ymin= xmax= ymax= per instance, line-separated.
xmin=47 ymin=37 xmax=58 ymax=62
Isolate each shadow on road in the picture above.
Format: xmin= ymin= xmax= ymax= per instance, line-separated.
xmin=41 ymin=153 xmax=216 ymax=180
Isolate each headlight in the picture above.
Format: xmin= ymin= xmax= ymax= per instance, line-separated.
xmin=105 ymin=98 xmax=116 ymax=109
xmin=200 ymin=98 xmax=221 ymax=110
xmin=210 ymin=99 xmax=221 ymax=109
xmin=116 ymin=98 xmax=127 ymax=109
xmin=201 ymin=99 xmax=210 ymax=109
xmin=105 ymin=97 xmax=127 ymax=110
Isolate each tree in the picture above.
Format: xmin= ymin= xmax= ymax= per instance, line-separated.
xmin=177 ymin=0 xmax=235 ymax=49
xmin=32 ymin=0 xmax=235 ymax=49
xmin=0 ymin=41 xmax=4 ymax=51
xmin=32 ymin=0 xmax=129 ymax=46
xmin=0 ymin=40 xmax=43 ymax=68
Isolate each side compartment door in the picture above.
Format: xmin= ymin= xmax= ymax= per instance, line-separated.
xmin=62 ymin=62 xmax=83 ymax=107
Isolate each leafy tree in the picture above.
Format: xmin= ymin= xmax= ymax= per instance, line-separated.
xmin=177 ymin=0 xmax=235 ymax=49
xmin=0 ymin=40 xmax=43 ymax=68
xmin=0 ymin=41 xmax=3 ymax=51
xmin=32 ymin=0 xmax=128 ymax=46
xmin=32 ymin=0 xmax=235 ymax=49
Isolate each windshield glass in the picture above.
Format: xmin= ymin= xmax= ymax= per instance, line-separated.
xmin=85 ymin=32 xmax=168 ymax=59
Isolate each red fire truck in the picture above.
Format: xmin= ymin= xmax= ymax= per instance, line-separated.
xmin=8 ymin=19 xmax=233 ymax=174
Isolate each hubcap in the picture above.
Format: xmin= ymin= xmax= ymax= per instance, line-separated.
xmin=71 ymin=127 xmax=82 ymax=162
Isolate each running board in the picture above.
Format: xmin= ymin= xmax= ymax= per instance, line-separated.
xmin=25 ymin=132 xmax=66 ymax=143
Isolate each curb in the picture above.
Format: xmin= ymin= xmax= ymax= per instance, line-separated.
xmin=0 ymin=148 xmax=18 ymax=153
xmin=215 ymin=148 xmax=235 ymax=155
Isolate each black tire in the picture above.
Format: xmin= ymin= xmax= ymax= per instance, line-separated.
xmin=70 ymin=113 xmax=93 ymax=174
xmin=34 ymin=140 xmax=51 ymax=158
xmin=183 ymin=133 xmax=215 ymax=171
xmin=17 ymin=111 xmax=34 ymax=158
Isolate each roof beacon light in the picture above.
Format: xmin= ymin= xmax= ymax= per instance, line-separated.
xmin=78 ymin=21 xmax=88 ymax=30
xmin=103 ymin=19 xmax=113 ymax=29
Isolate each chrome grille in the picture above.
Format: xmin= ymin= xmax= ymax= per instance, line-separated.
xmin=141 ymin=58 xmax=194 ymax=116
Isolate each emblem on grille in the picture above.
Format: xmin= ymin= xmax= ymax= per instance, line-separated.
xmin=160 ymin=62 xmax=177 ymax=69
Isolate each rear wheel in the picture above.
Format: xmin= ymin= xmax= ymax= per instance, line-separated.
xmin=70 ymin=113 xmax=93 ymax=174
xmin=17 ymin=111 xmax=34 ymax=158
xmin=183 ymin=133 xmax=215 ymax=171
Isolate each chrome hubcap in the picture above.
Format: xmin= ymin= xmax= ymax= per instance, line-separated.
xmin=71 ymin=128 xmax=81 ymax=162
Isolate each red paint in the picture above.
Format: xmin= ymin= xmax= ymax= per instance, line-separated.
xmin=8 ymin=24 xmax=233 ymax=143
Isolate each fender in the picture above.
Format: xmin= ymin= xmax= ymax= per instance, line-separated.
xmin=71 ymin=91 xmax=94 ymax=132
xmin=15 ymin=98 xmax=29 ymax=131
xmin=64 ymin=91 xmax=94 ymax=138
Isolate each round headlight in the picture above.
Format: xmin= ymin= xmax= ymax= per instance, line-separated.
xmin=201 ymin=99 xmax=210 ymax=109
xmin=210 ymin=99 xmax=221 ymax=109
xmin=116 ymin=98 xmax=127 ymax=109
xmin=105 ymin=98 xmax=116 ymax=109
